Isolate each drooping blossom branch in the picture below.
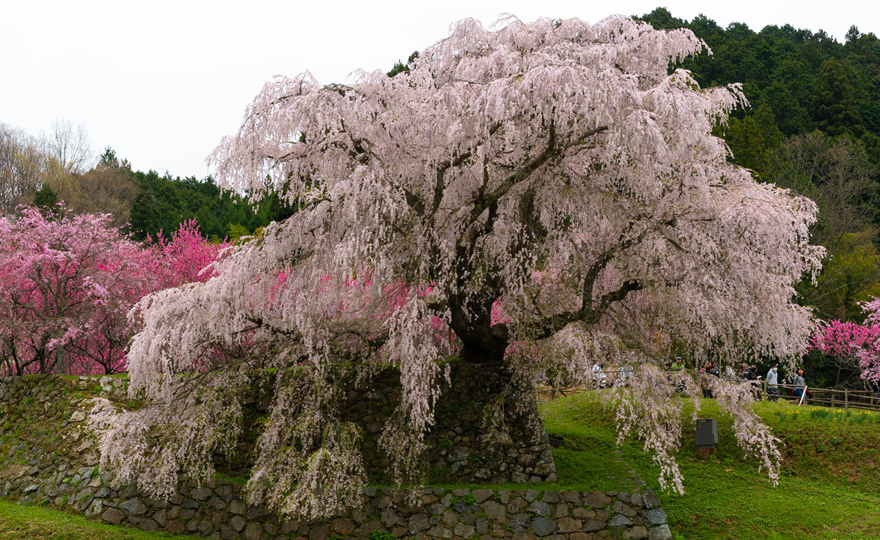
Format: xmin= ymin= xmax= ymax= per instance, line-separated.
xmin=95 ymin=15 xmax=824 ymax=516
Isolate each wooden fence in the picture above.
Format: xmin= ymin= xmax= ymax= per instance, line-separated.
xmin=535 ymin=371 xmax=880 ymax=412
xmin=762 ymin=382 xmax=880 ymax=411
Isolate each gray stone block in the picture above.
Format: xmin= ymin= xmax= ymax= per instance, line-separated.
xmin=454 ymin=523 xmax=475 ymax=537
xmin=584 ymin=492 xmax=612 ymax=509
xmin=509 ymin=513 xmax=530 ymax=532
xmin=229 ymin=500 xmax=247 ymax=515
xmin=609 ymin=515 xmax=633 ymax=528
xmin=584 ymin=519 xmax=606 ymax=532
xmin=556 ymin=517 xmax=581 ymax=533
xmin=427 ymin=525 xmax=453 ymax=538
xmin=230 ymin=515 xmax=246 ymax=532
xmin=642 ymin=492 xmax=660 ymax=509
xmin=101 ymin=507 xmax=125 ymax=525
xmin=562 ymin=491 xmax=581 ymax=505
xmin=529 ymin=501 xmax=551 ymax=517
xmin=541 ymin=491 xmax=560 ymax=503
xmin=139 ymin=518 xmax=161 ymax=532
xmin=648 ymin=524 xmax=673 ymax=540
xmin=216 ymin=485 xmax=234 ymax=503
xmin=244 ymin=522 xmax=263 ymax=540
xmin=191 ymin=487 xmax=212 ymax=501
xmin=531 ymin=517 xmax=556 ymax=537
xmin=309 ymin=525 xmax=330 ymax=540
xmin=410 ymin=514 xmax=431 ymax=533
xmin=483 ymin=501 xmax=506 ymax=522
xmin=473 ymin=489 xmax=493 ymax=503
xmin=441 ymin=510 xmax=458 ymax=527
xmin=153 ymin=509 xmax=167 ymax=527
xmin=623 ymin=525 xmax=649 ymax=539
xmin=119 ymin=498 xmax=146 ymax=516
xmin=331 ymin=518 xmax=355 ymax=534
xmin=613 ymin=500 xmax=637 ymax=517
xmin=642 ymin=508 xmax=667 ymax=527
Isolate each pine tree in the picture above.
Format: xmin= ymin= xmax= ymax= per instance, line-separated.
xmin=813 ymin=58 xmax=863 ymax=137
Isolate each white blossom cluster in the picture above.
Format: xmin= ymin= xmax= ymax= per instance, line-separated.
xmin=94 ymin=15 xmax=824 ymax=516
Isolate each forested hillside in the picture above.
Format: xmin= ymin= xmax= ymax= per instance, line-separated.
xmin=126 ymin=167 xmax=294 ymax=241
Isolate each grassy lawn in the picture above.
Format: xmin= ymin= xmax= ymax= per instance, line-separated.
xmin=0 ymin=498 xmax=198 ymax=540
xmin=540 ymin=391 xmax=880 ymax=540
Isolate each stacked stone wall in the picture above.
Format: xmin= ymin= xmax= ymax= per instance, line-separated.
xmin=349 ymin=362 xmax=557 ymax=485
xmin=3 ymin=476 xmax=672 ymax=540
xmin=0 ymin=373 xmax=671 ymax=540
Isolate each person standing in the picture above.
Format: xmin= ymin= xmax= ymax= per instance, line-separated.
xmin=707 ymin=360 xmax=720 ymax=378
xmin=747 ymin=365 xmax=761 ymax=400
xmin=766 ymin=364 xmax=779 ymax=402
xmin=793 ymin=368 xmax=805 ymax=399
xmin=670 ymin=356 xmax=685 ymax=393
xmin=700 ymin=362 xmax=711 ymax=398
xmin=592 ymin=362 xmax=606 ymax=386
xmin=700 ymin=361 xmax=719 ymax=398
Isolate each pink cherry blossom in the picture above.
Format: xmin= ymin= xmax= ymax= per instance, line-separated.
xmin=96 ymin=15 xmax=824 ymax=515
xmin=0 ymin=207 xmax=230 ymax=376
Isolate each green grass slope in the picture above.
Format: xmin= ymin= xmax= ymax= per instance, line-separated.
xmin=0 ymin=498 xmax=199 ymax=540
xmin=540 ymin=392 xmax=880 ymax=540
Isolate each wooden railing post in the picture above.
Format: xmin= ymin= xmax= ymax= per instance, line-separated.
xmin=845 ymin=389 xmax=849 ymax=410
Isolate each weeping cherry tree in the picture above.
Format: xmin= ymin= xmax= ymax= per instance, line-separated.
xmin=92 ymin=15 xmax=824 ymax=518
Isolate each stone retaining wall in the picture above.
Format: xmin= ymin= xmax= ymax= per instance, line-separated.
xmin=351 ymin=362 xmax=557 ymax=485
xmin=0 ymin=374 xmax=671 ymax=540
xmin=4 ymin=472 xmax=672 ymax=540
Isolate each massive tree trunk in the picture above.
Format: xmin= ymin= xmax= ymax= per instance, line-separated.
xmin=446 ymin=292 xmax=509 ymax=364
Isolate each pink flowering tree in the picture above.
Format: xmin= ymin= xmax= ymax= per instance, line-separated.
xmin=150 ymin=219 xmax=230 ymax=289
xmin=814 ymin=298 xmax=880 ymax=385
xmin=0 ymin=209 xmax=229 ymax=376
xmin=859 ymin=298 xmax=880 ymax=383
xmin=93 ymin=16 xmax=823 ymax=517
xmin=809 ymin=317 xmax=880 ymax=385
xmin=0 ymin=205 xmax=158 ymax=375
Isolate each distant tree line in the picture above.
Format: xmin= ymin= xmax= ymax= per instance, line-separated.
xmin=0 ymin=122 xmax=294 ymax=243
xmin=126 ymin=166 xmax=295 ymax=242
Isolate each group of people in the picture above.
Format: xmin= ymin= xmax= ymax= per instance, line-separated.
xmin=664 ymin=357 xmax=812 ymax=403
xmin=590 ymin=361 xmax=634 ymax=387
xmin=742 ymin=363 xmax=811 ymax=402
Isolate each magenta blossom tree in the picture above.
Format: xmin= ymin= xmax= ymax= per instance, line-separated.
xmin=150 ymin=219 xmax=230 ymax=289
xmin=810 ymin=318 xmax=880 ymax=384
xmin=0 ymin=209 xmax=229 ymax=376
xmin=830 ymin=298 xmax=880 ymax=384
xmin=93 ymin=16 xmax=823 ymax=517
xmin=0 ymin=206 xmax=157 ymax=375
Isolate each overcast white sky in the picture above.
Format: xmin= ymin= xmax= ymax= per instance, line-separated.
xmin=2 ymin=0 xmax=877 ymax=178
